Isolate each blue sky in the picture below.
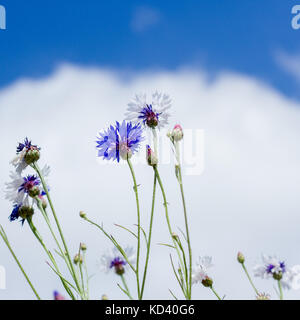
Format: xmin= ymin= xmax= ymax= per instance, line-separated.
xmin=0 ymin=0 xmax=300 ymax=97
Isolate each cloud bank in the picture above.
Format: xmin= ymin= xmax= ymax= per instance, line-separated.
xmin=0 ymin=65 xmax=300 ymax=300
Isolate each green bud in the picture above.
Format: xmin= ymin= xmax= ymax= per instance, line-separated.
xmin=80 ymin=243 xmax=87 ymax=251
xmin=79 ymin=211 xmax=86 ymax=218
xmin=28 ymin=186 xmax=40 ymax=198
xmin=73 ymin=254 xmax=83 ymax=265
xmin=24 ymin=149 xmax=40 ymax=165
xmin=202 ymin=276 xmax=213 ymax=288
xmin=18 ymin=206 xmax=34 ymax=220
xmin=237 ymin=252 xmax=245 ymax=264
xmin=273 ymin=272 xmax=283 ymax=281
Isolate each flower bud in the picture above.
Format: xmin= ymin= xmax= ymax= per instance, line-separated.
xmin=24 ymin=149 xmax=40 ymax=165
xmin=28 ymin=186 xmax=40 ymax=198
xmin=273 ymin=272 xmax=283 ymax=281
xmin=172 ymin=124 xmax=184 ymax=141
xmin=102 ymin=295 xmax=109 ymax=300
xmin=237 ymin=252 xmax=245 ymax=264
xmin=80 ymin=243 xmax=87 ymax=251
xmin=202 ymin=276 xmax=213 ymax=288
xmin=172 ymin=232 xmax=179 ymax=242
xmin=18 ymin=206 xmax=34 ymax=220
xmin=73 ymin=254 xmax=83 ymax=265
xmin=79 ymin=211 xmax=86 ymax=218
xmin=146 ymin=145 xmax=158 ymax=166
xmin=115 ymin=264 xmax=125 ymax=276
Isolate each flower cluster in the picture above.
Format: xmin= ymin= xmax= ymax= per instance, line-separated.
xmin=254 ymin=255 xmax=300 ymax=289
xmin=5 ymin=138 xmax=49 ymax=224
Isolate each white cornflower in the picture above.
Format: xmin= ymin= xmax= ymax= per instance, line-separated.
xmin=192 ymin=256 xmax=213 ymax=284
xmin=254 ymin=254 xmax=300 ymax=289
xmin=5 ymin=165 xmax=50 ymax=204
xmin=100 ymin=246 xmax=135 ymax=276
xmin=125 ymin=91 xmax=172 ymax=129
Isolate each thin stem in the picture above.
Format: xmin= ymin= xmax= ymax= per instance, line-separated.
xmin=153 ymin=166 xmax=187 ymax=298
xmin=36 ymin=199 xmax=73 ymax=276
xmin=0 ymin=226 xmax=41 ymax=300
xmin=241 ymin=263 xmax=259 ymax=295
xmin=121 ymin=274 xmax=133 ymax=300
xmin=278 ymin=280 xmax=283 ymax=300
xmin=177 ymin=165 xmax=192 ymax=299
xmin=33 ymin=163 xmax=81 ymax=294
xmin=140 ymin=172 xmax=157 ymax=299
xmin=83 ymin=251 xmax=90 ymax=299
xmin=82 ymin=216 xmax=136 ymax=272
xmin=127 ymin=159 xmax=141 ymax=299
xmin=27 ymin=218 xmax=76 ymax=300
xmin=211 ymin=286 xmax=222 ymax=300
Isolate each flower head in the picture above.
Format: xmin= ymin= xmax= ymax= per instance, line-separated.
xmin=96 ymin=121 xmax=144 ymax=162
xmin=5 ymin=165 xmax=50 ymax=205
xmin=11 ymin=138 xmax=40 ymax=173
xmin=53 ymin=291 xmax=66 ymax=300
xmin=100 ymin=247 xmax=135 ymax=276
xmin=125 ymin=91 xmax=171 ymax=129
xmin=254 ymin=254 xmax=300 ymax=289
xmin=256 ymin=292 xmax=271 ymax=300
xmin=192 ymin=256 xmax=213 ymax=285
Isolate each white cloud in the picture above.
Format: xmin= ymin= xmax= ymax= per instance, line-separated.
xmin=131 ymin=6 xmax=161 ymax=33
xmin=0 ymin=65 xmax=300 ymax=300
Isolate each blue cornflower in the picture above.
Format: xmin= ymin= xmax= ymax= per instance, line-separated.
xmin=16 ymin=137 xmax=40 ymax=154
xmin=96 ymin=121 xmax=144 ymax=162
xmin=9 ymin=204 xmax=22 ymax=222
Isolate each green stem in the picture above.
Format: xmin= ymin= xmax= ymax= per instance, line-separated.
xmin=140 ymin=172 xmax=157 ymax=299
xmin=36 ymin=199 xmax=73 ymax=276
xmin=153 ymin=166 xmax=188 ymax=299
xmin=241 ymin=263 xmax=259 ymax=295
xmin=121 ymin=274 xmax=133 ymax=300
xmin=211 ymin=286 xmax=222 ymax=300
xmin=33 ymin=163 xmax=82 ymax=294
xmin=27 ymin=218 xmax=76 ymax=300
xmin=127 ymin=159 xmax=141 ymax=299
xmin=83 ymin=251 xmax=90 ymax=299
xmin=0 ymin=226 xmax=41 ymax=300
xmin=278 ymin=280 xmax=283 ymax=300
xmin=177 ymin=165 xmax=192 ymax=299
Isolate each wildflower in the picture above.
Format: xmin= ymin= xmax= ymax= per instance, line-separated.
xmin=53 ymin=291 xmax=66 ymax=300
xmin=96 ymin=121 xmax=144 ymax=162
xmin=146 ymin=145 xmax=158 ymax=166
xmin=192 ymin=256 xmax=213 ymax=286
xmin=125 ymin=91 xmax=171 ymax=129
xmin=254 ymin=254 xmax=300 ymax=289
xmin=167 ymin=124 xmax=184 ymax=142
xmin=100 ymin=247 xmax=135 ymax=276
xmin=11 ymin=138 xmax=40 ymax=173
xmin=5 ymin=165 xmax=50 ymax=204
xmin=256 ymin=292 xmax=271 ymax=300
